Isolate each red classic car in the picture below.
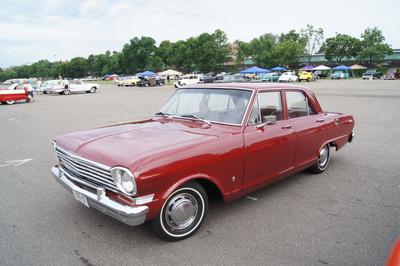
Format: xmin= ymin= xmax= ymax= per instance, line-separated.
xmin=51 ymin=83 xmax=355 ymax=241
xmin=0 ymin=84 xmax=31 ymax=105
xmin=387 ymin=238 xmax=400 ymax=266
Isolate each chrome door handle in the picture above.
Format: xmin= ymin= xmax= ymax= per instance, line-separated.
xmin=281 ymin=125 xmax=293 ymax=130
xmin=316 ymin=118 xmax=325 ymax=122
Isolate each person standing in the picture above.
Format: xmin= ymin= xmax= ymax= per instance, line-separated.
xmin=24 ymin=81 xmax=34 ymax=102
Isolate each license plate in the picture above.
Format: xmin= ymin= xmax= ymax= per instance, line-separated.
xmin=72 ymin=190 xmax=89 ymax=208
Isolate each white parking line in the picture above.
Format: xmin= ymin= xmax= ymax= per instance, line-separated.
xmin=0 ymin=158 xmax=33 ymax=167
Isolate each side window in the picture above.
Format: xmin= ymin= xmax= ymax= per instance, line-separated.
xmin=248 ymin=91 xmax=283 ymax=125
xmin=286 ymin=91 xmax=316 ymax=118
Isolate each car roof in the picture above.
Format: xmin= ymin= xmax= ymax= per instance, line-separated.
xmin=184 ymin=82 xmax=313 ymax=93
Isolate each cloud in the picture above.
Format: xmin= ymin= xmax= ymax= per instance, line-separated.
xmin=0 ymin=0 xmax=398 ymax=67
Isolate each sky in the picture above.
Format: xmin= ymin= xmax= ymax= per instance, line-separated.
xmin=0 ymin=0 xmax=398 ymax=67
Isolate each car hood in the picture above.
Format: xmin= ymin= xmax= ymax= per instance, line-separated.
xmin=55 ymin=118 xmax=227 ymax=170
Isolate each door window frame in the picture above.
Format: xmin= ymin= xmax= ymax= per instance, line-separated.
xmin=246 ymin=89 xmax=285 ymax=126
xmin=283 ymin=89 xmax=318 ymax=120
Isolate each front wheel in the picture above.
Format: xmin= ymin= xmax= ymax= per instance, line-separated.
xmin=151 ymin=181 xmax=208 ymax=241
xmin=6 ymin=100 xmax=15 ymax=105
xmin=308 ymin=144 xmax=330 ymax=174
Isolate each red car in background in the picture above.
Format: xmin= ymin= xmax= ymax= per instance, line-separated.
xmin=51 ymin=83 xmax=355 ymax=241
xmin=0 ymin=83 xmax=31 ymax=105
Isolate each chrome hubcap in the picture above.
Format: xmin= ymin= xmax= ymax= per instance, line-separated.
xmin=165 ymin=193 xmax=198 ymax=231
xmin=318 ymin=146 xmax=329 ymax=167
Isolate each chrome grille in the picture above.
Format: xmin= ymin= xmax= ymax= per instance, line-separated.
xmin=55 ymin=147 xmax=118 ymax=192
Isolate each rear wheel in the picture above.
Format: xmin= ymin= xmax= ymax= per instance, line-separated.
xmin=89 ymin=87 xmax=96 ymax=93
xmin=6 ymin=100 xmax=15 ymax=105
xmin=151 ymin=181 xmax=208 ymax=241
xmin=308 ymin=144 xmax=330 ymax=174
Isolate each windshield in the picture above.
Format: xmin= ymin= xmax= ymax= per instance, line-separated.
xmin=159 ymin=88 xmax=252 ymax=125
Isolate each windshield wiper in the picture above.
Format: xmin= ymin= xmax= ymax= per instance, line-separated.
xmin=155 ymin=112 xmax=173 ymax=119
xmin=180 ymin=114 xmax=211 ymax=126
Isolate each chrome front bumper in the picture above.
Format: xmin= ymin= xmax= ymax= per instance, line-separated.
xmin=51 ymin=166 xmax=149 ymax=226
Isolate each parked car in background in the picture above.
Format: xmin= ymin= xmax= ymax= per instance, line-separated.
xmin=174 ymin=74 xmax=201 ymax=88
xmin=200 ymin=74 xmax=215 ymax=83
xmin=215 ymin=74 xmax=247 ymax=83
xmin=103 ymin=74 xmax=119 ymax=81
xmin=278 ymin=71 xmax=298 ymax=82
xmin=330 ymin=71 xmax=350 ymax=79
xmin=119 ymin=76 xmax=141 ymax=86
xmin=383 ymin=68 xmax=399 ymax=80
xmin=42 ymin=80 xmax=69 ymax=94
xmin=0 ymin=83 xmax=31 ymax=105
xmin=51 ymin=83 xmax=355 ymax=241
xmin=261 ymin=73 xmax=279 ymax=82
xmin=298 ymin=71 xmax=315 ymax=82
xmin=362 ymin=69 xmax=382 ymax=80
xmin=313 ymin=71 xmax=328 ymax=79
xmin=68 ymin=79 xmax=99 ymax=94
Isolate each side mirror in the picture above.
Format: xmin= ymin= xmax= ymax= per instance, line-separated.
xmin=256 ymin=115 xmax=277 ymax=129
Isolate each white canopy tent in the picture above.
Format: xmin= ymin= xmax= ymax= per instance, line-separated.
xmin=312 ymin=65 xmax=331 ymax=71
xmin=350 ymin=64 xmax=367 ymax=70
xmin=158 ymin=69 xmax=183 ymax=77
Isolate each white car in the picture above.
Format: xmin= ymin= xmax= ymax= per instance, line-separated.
xmin=42 ymin=80 xmax=99 ymax=95
xmin=278 ymin=71 xmax=298 ymax=82
xmin=174 ymin=74 xmax=201 ymax=88
xmin=68 ymin=79 xmax=99 ymax=94
xmin=41 ymin=80 xmax=69 ymax=94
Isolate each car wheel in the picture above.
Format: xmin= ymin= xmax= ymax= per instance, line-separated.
xmin=308 ymin=144 xmax=330 ymax=174
xmin=90 ymin=87 xmax=97 ymax=93
xmin=151 ymin=181 xmax=208 ymax=241
xmin=63 ymin=89 xmax=70 ymax=95
xmin=6 ymin=100 xmax=15 ymax=105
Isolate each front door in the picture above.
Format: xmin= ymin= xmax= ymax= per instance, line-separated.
xmin=243 ymin=91 xmax=296 ymax=191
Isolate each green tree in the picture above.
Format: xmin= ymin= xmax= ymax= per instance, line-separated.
xmin=235 ymin=40 xmax=251 ymax=67
xmin=320 ymin=34 xmax=361 ymax=63
xmin=157 ymin=40 xmax=174 ymax=69
xmin=120 ymin=36 xmax=157 ymax=73
xmin=248 ymin=33 xmax=277 ymax=67
xmin=211 ymin=29 xmax=231 ymax=70
xmin=359 ymin=27 xmax=393 ymax=64
xmin=272 ymin=40 xmax=305 ymax=66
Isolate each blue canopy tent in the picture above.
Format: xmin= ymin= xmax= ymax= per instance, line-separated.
xmin=333 ymin=65 xmax=351 ymax=71
xmin=239 ymin=66 xmax=270 ymax=75
xmin=271 ymin=66 xmax=287 ymax=71
xmin=137 ymin=71 xmax=156 ymax=77
xmin=332 ymin=65 xmax=352 ymax=79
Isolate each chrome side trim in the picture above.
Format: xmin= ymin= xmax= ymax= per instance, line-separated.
xmin=51 ymin=166 xmax=148 ymax=226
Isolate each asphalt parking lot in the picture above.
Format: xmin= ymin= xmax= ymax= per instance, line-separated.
xmin=1 ymin=79 xmax=399 ymax=266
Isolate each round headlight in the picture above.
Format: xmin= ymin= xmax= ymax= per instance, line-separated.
xmin=110 ymin=167 xmax=136 ymax=195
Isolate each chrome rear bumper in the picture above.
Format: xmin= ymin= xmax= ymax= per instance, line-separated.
xmin=51 ymin=166 xmax=148 ymax=226
xmin=348 ymin=131 xmax=355 ymax=143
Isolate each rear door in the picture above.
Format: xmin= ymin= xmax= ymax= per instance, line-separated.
xmin=285 ymin=90 xmax=326 ymax=167
xmin=243 ymin=90 xmax=296 ymax=191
